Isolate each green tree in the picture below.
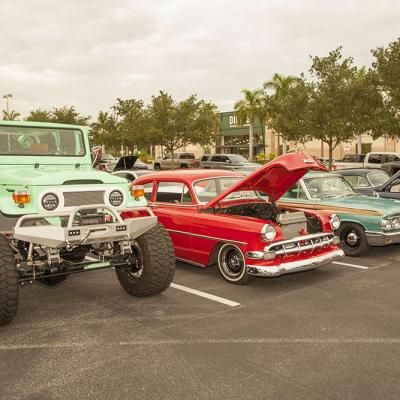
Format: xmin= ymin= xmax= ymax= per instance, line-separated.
xmin=263 ymin=73 xmax=300 ymax=154
xmin=368 ymin=38 xmax=400 ymax=139
xmin=90 ymin=111 xmax=118 ymax=149
xmin=148 ymin=91 xmax=218 ymax=163
xmin=2 ymin=110 xmax=21 ymax=121
xmin=305 ymin=47 xmax=380 ymax=170
xmin=26 ymin=106 xmax=90 ymax=125
xmin=234 ymin=89 xmax=263 ymax=160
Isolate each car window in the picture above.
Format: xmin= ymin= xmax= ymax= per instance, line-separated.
xmin=143 ymin=183 xmax=153 ymax=200
xmin=193 ymin=177 xmax=241 ymax=202
xmin=211 ymin=155 xmax=226 ymax=162
xmin=201 ymin=155 xmax=209 ymax=161
xmin=155 ymin=182 xmax=192 ymax=203
xmin=368 ymin=154 xmax=384 ymax=164
xmin=282 ymin=182 xmax=308 ymax=199
xmin=179 ymin=153 xmax=195 ymax=159
xmin=368 ymin=171 xmax=389 ymax=187
xmin=343 ymin=175 xmax=370 ymax=188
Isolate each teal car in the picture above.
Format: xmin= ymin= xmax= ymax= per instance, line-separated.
xmin=278 ymin=171 xmax=400 ymax=256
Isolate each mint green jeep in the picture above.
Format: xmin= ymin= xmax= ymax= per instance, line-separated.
xmin=0 ymin=121 xmax=175 ymax=326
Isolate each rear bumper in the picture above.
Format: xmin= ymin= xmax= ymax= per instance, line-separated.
xmin=365 ymin=231 xmax=400 ymax=246
xmin=246 ymin=249 xmax=344 ymax=277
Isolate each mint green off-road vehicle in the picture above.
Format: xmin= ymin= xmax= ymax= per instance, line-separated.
xmin=0 ymin=121 xmax=175 ymax=326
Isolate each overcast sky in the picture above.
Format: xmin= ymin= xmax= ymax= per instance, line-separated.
xmin=0 ymin=0 xmax=399 ymax=120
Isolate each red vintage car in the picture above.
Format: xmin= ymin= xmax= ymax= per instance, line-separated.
xmin=124 ymin=152 xmax=344 ymax=284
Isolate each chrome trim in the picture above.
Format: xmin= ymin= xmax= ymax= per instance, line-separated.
xmin=166 ymin=228 xmax=247 ymax=245
xmin=247 ymin=249 xmax=344 ymax=277
xmin=365 ymin=230 xmax=400 ymax=246
xmin=176 ymin=257 xmax=205 ymax=267
xmin=265 ymin=233 xmax=335 ymax=256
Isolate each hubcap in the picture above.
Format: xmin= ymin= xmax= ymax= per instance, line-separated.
xmin=346 ymin=231 xmax=359 ymax=247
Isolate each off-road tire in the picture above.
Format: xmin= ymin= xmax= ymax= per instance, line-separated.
xmin=337 ymin=223 xmax=370 ymax=256
xmin=0 ymin=235 xmax=19 ymax=326
xmin=116 ymin=223 xmax=175 ymax=296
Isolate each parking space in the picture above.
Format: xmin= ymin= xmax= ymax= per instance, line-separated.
xmin=1 ymin=248 xmax=400 ymax=399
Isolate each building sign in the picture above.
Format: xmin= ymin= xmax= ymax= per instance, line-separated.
xmin=229 ymin=115 xmax=249 ymax=127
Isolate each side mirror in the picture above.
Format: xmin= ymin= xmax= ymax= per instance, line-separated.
xmin=373 ymin=191 xmax=380 ymax=198
xmin=225 ymin=159 xmax=231 ymax=163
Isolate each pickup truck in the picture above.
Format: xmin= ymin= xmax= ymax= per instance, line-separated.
xmin=335 ymin=152 xmax=400 ymax=170
xmin=154 ymin=152 xmax=199 ymax=170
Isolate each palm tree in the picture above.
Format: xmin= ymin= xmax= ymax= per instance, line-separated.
xmin=355 ymin=66 xmax=367 ymax=154
xmin=263 ymin=73 xmax=299 ymax=154
xmin=234 ymin=89 xmax=263 ymax=160
xmin=2 ymin=110 xmax=21 ymax=121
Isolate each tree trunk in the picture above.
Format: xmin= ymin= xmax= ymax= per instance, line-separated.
xmin=328 ymin=139 xmax=333 ymax=171
xmin=277 ymin=134 xmax=281 ymax=156
xmin=249 ymin=123 xmax=254 ymax=160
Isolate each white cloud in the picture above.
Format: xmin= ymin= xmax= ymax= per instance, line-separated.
xmin=0 ymin=0 xmax=398 ymax=118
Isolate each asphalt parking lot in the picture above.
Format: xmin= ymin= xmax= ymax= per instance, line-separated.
xmin=1 ymin=245 xmax=400 ymax=400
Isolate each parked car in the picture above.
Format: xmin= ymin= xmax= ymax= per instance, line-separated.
xmin=335 ymin=152 xmax=400 ymax=170
xmin=200 ymin=154 xmax=260 ymax=170
xmin=97 ymin=155 xmax=148 ymax=172
xmin=336 ymin=168 xmax=390 ymax=196
xmin=112 ymin=169 xmax=154 ymax=182
xmin=154 ymin=152 xmax=199 ymax=170
xmin=381 ymin=161 xmax=400 ymax=175
xmin=278 ymin=171 xmax=400 ymax=256
xmin=129 ymin=151 xmax=344 ymax=284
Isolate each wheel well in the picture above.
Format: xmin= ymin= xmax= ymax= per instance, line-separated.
xmin=337 ymin=221 xmax=367 ymax=233
xmin=208 ymin=242 xmax=225 ymax=266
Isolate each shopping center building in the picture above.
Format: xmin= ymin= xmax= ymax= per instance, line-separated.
xmin=217 ymin=111 xmax=400 ymax=160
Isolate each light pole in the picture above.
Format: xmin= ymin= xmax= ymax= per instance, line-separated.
xmin=2 ymin=93 xmax=12 ymax=115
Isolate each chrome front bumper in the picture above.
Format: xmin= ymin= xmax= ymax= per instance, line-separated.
xmin=365 ymin=231 xmax=400 ymax=246
xmin=246 ymin=249 xmax=344 ymax=277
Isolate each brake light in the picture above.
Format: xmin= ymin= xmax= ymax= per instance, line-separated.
xmin=131 ymin=185 xmax=145 ymax=199
xmin=13 ymin=190 xmax=31 ymax=205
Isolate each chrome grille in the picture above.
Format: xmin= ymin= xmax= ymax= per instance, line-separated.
xmin=267 ymin=233 xmax=334 ymax=256
xmin=63 ymin=191 xmax=105 ymax=207
xmin=280 ymin=222 xmax=307 ymax=240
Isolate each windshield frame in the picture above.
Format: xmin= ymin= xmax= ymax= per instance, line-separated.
xmin=0 ymin=125 xmax=87 ymax=157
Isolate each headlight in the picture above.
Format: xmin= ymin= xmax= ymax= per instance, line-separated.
xmin=41 ymin=193 xmax=59 ymax=211
xmin=109 ymin=190 xmax=124 ymax=207
xmin=392 ymin=217 xmax=400 ymax=230
xmin=330 ymin=214 xmax=340 ymax=230
xmin=381 ymin=218 xmax=393 ymax=231
xmin=262 ymin=224 xmax=277 ymax=241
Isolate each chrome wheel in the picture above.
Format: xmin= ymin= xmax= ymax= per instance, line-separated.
xmin=217 ymin=244 xmax=252 ymax=284
xmin=345 ymin=231 xmax=359 ymax=247
xmin=124 ymin=243 xmax=144 ymax=280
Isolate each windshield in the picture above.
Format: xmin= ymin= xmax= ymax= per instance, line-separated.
xmin=193 ymin=177 xmax=248 ymax=202
xmin=303 ymin=176 xmax=356 ymax=199
xmin=229 ymin=155 xmax=248 ymax=163
xmin=0 ymin=126 xmax=85 ymax=156
xmin=368 ymin=171 xmax=389 ymax=187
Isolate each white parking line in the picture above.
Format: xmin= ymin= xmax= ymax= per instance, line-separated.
xmin=332 ymin=261 xmax=369 ymax=269
xmin=170 ymin=283 xmax=241 ymax=307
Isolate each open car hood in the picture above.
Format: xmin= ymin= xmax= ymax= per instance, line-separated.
xmin=114 ymin=156 xmax=138 ymax=171
xmin=204 ymin=151 xmax=327 ymax=208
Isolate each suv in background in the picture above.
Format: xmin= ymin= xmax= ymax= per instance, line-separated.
xmin=154 ymin=152 xmax=198 ymax=170
xmin=200 ymin=154 xmax=260 ymax=170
